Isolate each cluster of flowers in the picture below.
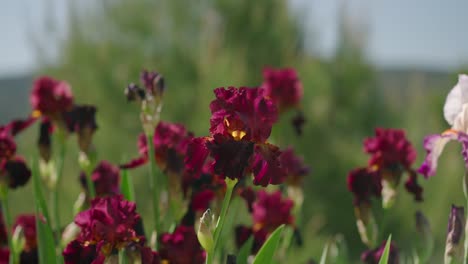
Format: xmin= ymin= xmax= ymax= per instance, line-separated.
xmin=347 ymin=128 xmax=422 ymax=263
xmin=345 ymin=74 xmax=468 ymax=263
xmin=0 ymin=66 xmax=309 ymax=263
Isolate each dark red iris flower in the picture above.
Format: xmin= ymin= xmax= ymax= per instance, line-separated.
xmin=13 ymin=215 xmax=37 ymax=252
xmin=210 ymin=87 xmax=277 ymax=143
xmin=279 ymin=147 xmax=309 ymax=186
xmin=72 ymin=195 xmax=140 ymax=256
xmin=261 ymin=67 xmax=303 ymax=112
xmin=361 ymin=240 xmax=399 ymax=264
xmin=186 ymin=87 xmax=287 ymax=186
xmin=364 ymin=128 xmax=416 ymax=171
xmin=80 ymin=161 xmax=120 ymax=197
xmin=30 ymin=76 xmax=74 ymax=117
xmin=363 ymin=128 xmax=423 ymax=201
xmin=121 ymin=122 xmax=193 ymax=176
xmin=158 ymin=225 xmax=205 ymax=264
xmin=252 ymin=190 xmax=294 ymax=232
xmin=235 ymin=225 xmax=268 ymax=254
xmin=347 ymin=168 xmax=382 ymax=206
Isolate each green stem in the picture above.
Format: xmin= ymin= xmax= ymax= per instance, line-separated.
xmin=51 ymin=134 xmax=66 ymax=247
xmin=84 ymin=167 xmax=96 ymax=199
xmin=208 ymin=178 xmax=237 ymax=264
xmin=118 ymin=248 xmax=128 ymax=264
xmin=2 ymin=195 xmax=16 ymax=264
xmin=146 ymin=133 xmax=160 ymax=249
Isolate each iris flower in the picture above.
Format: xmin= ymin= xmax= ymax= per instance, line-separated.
xmin=419 ymin=75 xmax=468 ymax=178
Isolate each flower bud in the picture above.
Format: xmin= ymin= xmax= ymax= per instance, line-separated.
xmin=354 ymin=203 xmax=377 ymax=247
xmin=37 ymin=119 xmax=52 ymax=162
xmin=11 ymin=226 xmax=25 ymax=257
xmin=445 ymin=205 xmax=464 ymax=264
xmin=414 ymin=211 xmax=433 ymax=262
xmin=140 ymin=70 xmax=165 ymax=101
xmin=125 ymin=83 xmax=145 ymax=102
xmin=197 ymin=209 xmax=215 ymax=252
xmin=73 ymin=192 xmax=87 ymax=216
xmin=39 ymin=159 xmax=57 ymax=190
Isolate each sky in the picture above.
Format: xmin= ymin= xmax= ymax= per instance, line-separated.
xmin=1 ymin=0 xmax=468 ymax=77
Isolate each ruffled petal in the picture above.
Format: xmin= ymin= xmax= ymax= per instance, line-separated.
xmin=207 ymin=134 xmax=254 ymax=180
xmin=418 ymin=133 xmax=457 ymax=178
xmin=444 ymin=74 xmax=468 ymax=126
xmin=251 ymin=143 xmax=286 ymax=186
xmin=184 ymin=137 xmax=211 ymax=179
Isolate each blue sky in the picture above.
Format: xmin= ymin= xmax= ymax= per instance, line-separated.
xmin=1 ymin=0 xmax=468 ymax=77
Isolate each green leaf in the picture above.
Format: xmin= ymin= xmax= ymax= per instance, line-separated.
xmin=237 ymin=236 xmax=254 ymax=264
xmin=120 ymin=169 xmax=135 ymax=201
xmin=252 ymin=225 xmax=285 ymax=264
xmin=32 ymin=159 xmax=58 ymax=264
xmin=378 ymin=235 xmax=392 ymax=264
xmin=36 ymin=216 xmax=57 ymax=264
xmin=32 ymin=159 xmax=51 ymax=222
xmin=319 ymin=241 xmax=329 ymax=264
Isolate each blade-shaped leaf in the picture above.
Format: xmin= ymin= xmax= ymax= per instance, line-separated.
xmin=378 ymin=235 xmax=392 ymax=264
xmin=32 ymin=159 xmax=57 ymax=264
xmin=319 ymin=241 xmax=330 ymax=264
xmin=252 ymin=225 xmax=285 ymax=264
xmin=120 ymin=169 xmax=135 ymax=201
xmin=32 ymin=159 xmax=51 ymax=222
xmin=237 ymin=235 xmax=254 ymax=264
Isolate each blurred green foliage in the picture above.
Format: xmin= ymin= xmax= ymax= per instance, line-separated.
xmin=9 ymin=0 xmax=462 ymax=262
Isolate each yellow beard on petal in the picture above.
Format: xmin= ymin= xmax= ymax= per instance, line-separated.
xmin=224 ymin=118 xmax=246 ymax=141
xmin=32 ymin=110 xmax=42 ymax=118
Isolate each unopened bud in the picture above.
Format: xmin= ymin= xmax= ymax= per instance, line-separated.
xmin=11 ymin=226 xmax=25 ymax=257
xmin=73 ymin=192 xmax=87 ymax=216
xmin=197 ymin=209 xmax=215 ymax=252
xmin=445 ymin=205 xmax=464 ymax=264
xmin=37 ymin=119 xmax=52 ymax=162
xmin=140 ymin=70 xmax=165 ymax=100
xmin=354 ymin=203 xmax=377 ymax=247
xmin=39 ymin=159 xmax=57 ymax=190
xmin=125 ymin=83 xmax=145 ymax=102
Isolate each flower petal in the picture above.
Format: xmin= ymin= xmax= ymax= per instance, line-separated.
xmin=418 ymin=133 xmax=457 ymax=178
xmin=251 ymin=143 xmax=286 ymax=186
xmin=444 ymin=74 xmax=468 ymax=126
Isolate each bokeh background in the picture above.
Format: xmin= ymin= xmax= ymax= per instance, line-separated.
xmin=1 ymin=0 xmax=468 ymax=262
